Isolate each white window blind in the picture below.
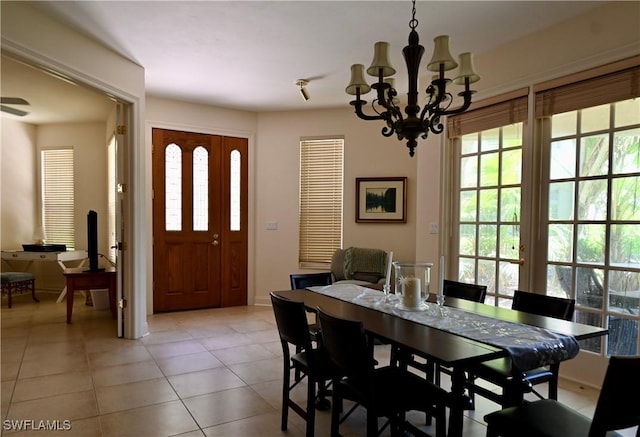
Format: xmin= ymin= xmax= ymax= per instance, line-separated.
xmin=299 ymin=138 xmax=343 ymax=265
xmin=41 ymin=148 xmax=75 ymax=249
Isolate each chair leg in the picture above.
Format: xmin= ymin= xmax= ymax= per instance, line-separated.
xmin=548 ymin=363 xmax=560 ymax=400
xmin=281 ymin=355 xmax=290 ymax=430
xmin=306 ymin=374 xmax=316 ymax=437
xmin=486 ymin=423 xmax=500 ymax=437
xmin=330 ymin=378 xmax=342 ymax=437
xmin=30 ymin=279 xmax=39 ymax=303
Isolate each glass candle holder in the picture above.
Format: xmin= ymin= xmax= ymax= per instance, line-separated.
xmin=393 ymin=262 xmax=432 ymax=310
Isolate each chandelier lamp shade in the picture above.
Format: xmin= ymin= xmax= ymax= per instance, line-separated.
xmin=346 ymin=0 xmax=480 ymax=157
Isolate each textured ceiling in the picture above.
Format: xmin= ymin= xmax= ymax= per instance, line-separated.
xmin=1 ymin=1 xmax=607 ymax=124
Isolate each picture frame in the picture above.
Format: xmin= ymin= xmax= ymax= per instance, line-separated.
xmin=356 ymin=177 xmax=407 ymax=223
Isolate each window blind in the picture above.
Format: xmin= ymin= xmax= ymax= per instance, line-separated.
xmin=535 ymin=66 xmax=640 ymax=118
xmin=41 ymin=148 xmax=75 ymax=249
xmin=299 ymin=138 xmax=343 ymax=265
xmin=447 ymin=88 xmax=529 ymax=138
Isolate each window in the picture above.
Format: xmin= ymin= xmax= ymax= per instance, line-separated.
xmin=536 ymin=65 xmax=640 ymax=356
xmin=446 ymin=58 xmax=640 ymax=358
xmin=298 ymin=138 xmax=343 ymax=266
xmin=41 ymin=148 xmax=75 ymax=249
xmin=447 ymin=91 xmax=528 ymax=306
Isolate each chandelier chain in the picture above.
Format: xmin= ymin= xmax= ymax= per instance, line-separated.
xmin=410 ymin=0 xmax=418 ymax=30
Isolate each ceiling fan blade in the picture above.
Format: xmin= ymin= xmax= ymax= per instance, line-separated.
xmin=1 ymin=105 xmax=29 ymax=116
xmin=0 ymin=97 xmax=29 ymax=105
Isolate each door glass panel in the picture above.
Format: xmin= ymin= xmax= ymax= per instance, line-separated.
xmin=550 ymin=139 xmax=576 ymax=179
xmin=455 ymin=123 xmax=523 ymax=307
xmin=580 ymin=134 xmax=609 ymax=177
xmin=480 ymin=152 xmax=499 ymax=186
xmin=545 ymin=99 xmax=640 ymax=355
xmin=478 ymin=188 xmax=498 ymax=221
xmin=548 ymin=224 xmax=573 ymax=262
xmin=165 ymin=144 xmax=182 ymax=231
xmin=230 ymin=149 xmax=241 ymax=231
xmin=548 ymin=181 xmax=574 ymax=220
xmin=193 ymin=146 xmax=208 ymax=231
xmin=480 ymin=128 xmax=500 ymax=152
xmin=577 ymin=179 xmax=607 ymax=220
xmin=614 ymin=100 xmax=640 ymax=128
xmin=613 ymin=128 xmax=640 ymax=173
xmin=581 ymin=104 xmax=610 ymax=133
xmin=459 ymin=191 xmax=477 ymax=221
xmin=551 ymin=111 xmax=577 ymax=137
xmin=576 ymin=224 xmax=605 ymax=264
xmin=460 ymin=156 xmax=478 ymax=188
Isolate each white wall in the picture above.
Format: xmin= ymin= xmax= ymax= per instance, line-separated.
xmin=1 ymin=119 xmax=37 ymax=250
xmin=1 ymin=121 xmax=109 ymax=290
xmin=255 ymin=108 xmax=420 ymax=305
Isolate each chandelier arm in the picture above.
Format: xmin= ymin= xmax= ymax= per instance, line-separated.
xmin=437 ymin=91 xmax=474 ymax=116
xmin=350 ymin=100 xmax=389 ymax=121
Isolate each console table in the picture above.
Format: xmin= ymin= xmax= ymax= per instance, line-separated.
xmin=63 ymin=266 xmax=117 ymax=324
xmin=1 ymin=250 xmax=87 ymax=302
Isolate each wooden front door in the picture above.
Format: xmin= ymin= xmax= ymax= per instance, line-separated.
xmin=152 ymin=128 xmax=248 ymax=312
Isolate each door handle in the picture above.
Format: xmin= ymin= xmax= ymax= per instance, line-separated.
xmin=509 ymin=259 xmax=525 ymax=266
xmin=212 ymin=234 xmax=219 ymax=246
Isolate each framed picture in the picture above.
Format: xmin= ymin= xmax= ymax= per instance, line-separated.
xmin=356 ymin=177 xmax=407 ymax=223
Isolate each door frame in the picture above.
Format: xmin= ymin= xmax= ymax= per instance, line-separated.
xmin=146 ymin=121 xmax=255 ymax=313
xmin=1 ymin=41 xmax=145 ymax=339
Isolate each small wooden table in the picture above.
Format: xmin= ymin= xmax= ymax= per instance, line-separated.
xmin=63 ymin=266 xmax=116 ymax=323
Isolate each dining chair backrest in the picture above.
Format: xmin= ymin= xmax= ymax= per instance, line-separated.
xmin=443 ymin=279 xmax=487 ymax=303
xmin=317 ymin=307 xmax=374 ymax=378
xmin=590 ymin=355 xmax=640 ymax=435
xmin=270 ymin=292 xmax=314 ymax=352
xmin=290 ymin=272 xmax=332 ymax=290
xmin=512 ymin=290 xmax=575 ymax=321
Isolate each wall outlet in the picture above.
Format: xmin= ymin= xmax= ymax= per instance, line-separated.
xmin=429 ymin=223 xmax=439 ymax=234
xmin=266 ymin=221 xmax=278 ymax=230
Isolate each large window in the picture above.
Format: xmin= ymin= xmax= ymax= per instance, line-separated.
xmin=447 ymin=92 xmax=528 ymax=304
xmin=536 ymin=65 xmax=640 ymax=356
xmin=41 ymin=148 xmax=75 ymax=249
xmin=298 ymin=137 xmax=343 ymax=266
xmin=447 ymin=59 xmax=640 ymax=358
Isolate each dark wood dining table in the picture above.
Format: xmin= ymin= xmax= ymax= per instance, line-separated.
xmin=273 ymin=288 xmax=608 ymax=437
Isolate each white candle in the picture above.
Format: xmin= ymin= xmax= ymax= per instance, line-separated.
xmin=403 ymin=277 xmax=421 ymax=308
xmin=384 ymin=251 xmax=393 ymax=288
xmin=439 ymin=255 xmax=445 ymax=296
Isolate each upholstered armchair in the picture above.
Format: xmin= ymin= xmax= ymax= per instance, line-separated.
xmin=330 ymin=247 xmax=389 ymax=290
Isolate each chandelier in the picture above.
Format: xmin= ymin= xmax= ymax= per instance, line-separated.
xmin=345 ymin=0 xmax=480 ymax=157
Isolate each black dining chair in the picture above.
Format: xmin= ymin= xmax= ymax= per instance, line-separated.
xmin=289 ymin=272 xmax=332 ymax=343
xmin=270 ymin=292 xmax=334 ymax=437
xmin=290 ymin=272 xmax=332 ymax=290
xmin=466 ymin=290 xmax=576 ymax=408
xmin=317 ymin=306 xmax=449 ymax=437
xmin=443 ymin=279 xmax=488 ymax=303
xmin=483 ymin=355 xmax=640 ymax=437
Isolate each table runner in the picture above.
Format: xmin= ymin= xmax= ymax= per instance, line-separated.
xmin=307 ymin=284 xmax=579 ymax=372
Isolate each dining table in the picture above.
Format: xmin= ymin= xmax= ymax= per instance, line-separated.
xmin=273 ymin=285 xmax=608 ymax=437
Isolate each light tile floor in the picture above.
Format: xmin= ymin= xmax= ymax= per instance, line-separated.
xmin=0 ymin=291 xmax=613 ymax=436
